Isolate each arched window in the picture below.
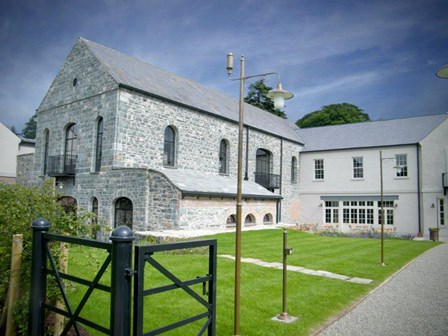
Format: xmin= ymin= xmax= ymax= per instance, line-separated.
xmin=255 ymin=148 xmax=274 ymax=189
xmin=95 ymin=117 xmax=103 ymax=172
xmin=43 ymin=129 xmax=49 ymax=175
xmin=219 ymin=139 xmax=229 ymax=174
xmin=59 ymin=196 xmax=77 ymax=214
xmin=263 ymin=213 xmax=273 ymax=225
xmin=114 ymin=197 xmax=133 ymax=228
xmin=64 ymin=123 xmax=78 ymax=174
xmin=291 ymin=156 xmax=297 ymax=183
xmin=163 ymin=126 xmax=176 ymax=166
xmin=226 ymin=214 xmax=236 ymax=227
xmin=92 ymin=197 xmax=99 ymax=224
xmin=244 ymin=214 xmax=256 ymax=226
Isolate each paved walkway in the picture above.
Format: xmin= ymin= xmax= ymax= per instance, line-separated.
xmin=316 ymin=239 xmax=448 ymax=336
xmin=219 ymin=254 xmax=373 ymax=284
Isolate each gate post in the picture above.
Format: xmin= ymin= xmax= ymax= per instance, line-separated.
xmin=29 ymin=218 xmax=50 ymax=336
xmin=110 ymin=225 xmax=134 ymax=336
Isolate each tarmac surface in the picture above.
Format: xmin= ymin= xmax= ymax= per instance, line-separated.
xmin=316 ymin=237 xmax=448 ymax=336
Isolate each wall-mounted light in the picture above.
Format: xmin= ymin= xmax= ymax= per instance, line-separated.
xmin=56 ymin=181 xmax=64 ymax=189
xmin=318 ymin=203 xmax=323 ymax=207
xmin=431 ymin=203 xmax=435 ymax=208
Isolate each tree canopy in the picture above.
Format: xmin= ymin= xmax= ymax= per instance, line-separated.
xmin=244 ymin=79 xmax=287 ymax=119
xmin=21 ymin=113 xmax=37 ymax=139
xmin=296 ymin=103 xmax=370 ymax=128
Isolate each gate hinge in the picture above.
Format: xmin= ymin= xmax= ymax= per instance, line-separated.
xmin=125 ymin=268 xmax=137 ymax=278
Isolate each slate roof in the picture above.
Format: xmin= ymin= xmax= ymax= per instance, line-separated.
xmin=159 ymin=169 xmax=282 ymax=199
xmin=297 ymin=113 xmax=448 ymax=152
xmin=80 ymin=38 xmax=302 ymax=144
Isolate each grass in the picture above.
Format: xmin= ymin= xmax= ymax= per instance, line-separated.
xmin=58 ymin=229 xmax=439 ymax=335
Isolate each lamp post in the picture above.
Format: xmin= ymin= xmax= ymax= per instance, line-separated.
xmin=379 ymin=151 xmax=400 ymax=266
xmin=379 ymin=150 xmax=386 ymax=266
xmin=226 ymin=53 xmax=293 ymax=336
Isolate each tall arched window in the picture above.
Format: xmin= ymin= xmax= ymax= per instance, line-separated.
xmin=114 ymin=197 xmax=133 ymax=228
xmin=291 ymin=156 xmax=297 ymax=183
xmin=255 ymin=148 xmax=272 ymax=189
xmin=64 ymin=123 xmax=78 ymax=174
xmin=163 ymin=126 xmax=176 ymax=166
xmin=59 ymin=196 xmax=77 ymax=214
xmin=92 ymin=197 xmax=99 ymax=238
xmin=43 ymin=129 xmax=49 ymax=175
xmin=219 ymin=139 xmax=229 ymax=174
xmin=95 ymin=117 xmax=103 ymax=172
xmin=92 ymin=197 xmax=99 ymax=224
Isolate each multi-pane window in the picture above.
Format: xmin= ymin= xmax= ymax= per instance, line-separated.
xmin=342 ymin=201 xmax=375 ymax=224
xmin=353 ymin=157 xmax=363 ymax=178
xmin=64 ymin=123 xmax=78 ymax=174
xmin=219 ymin=139 xmax=229 ymax=174
xmin=255 ymin=148 xmax=275 ymax=189
xmin=163 ymin=126 xmax=176 ymax=166
xmin=395 ymin=154 xmax=408 ymax=177
xmin=439 ymin=199 xmax=445 ymax=226
xmin=43 ymin=129 xmax=49 ymax=175
xmin=314 ymin=159 xmax=324 ymax=180
xmin=378 ymin=201 xmax=394 ymax=225
xmin=95 ymin=117 xmax=103 ymax=172
xmin=325 ymin=201 xmax=339 ymax=224
xmin=114 ymin=197 xmax=133 ymax=228
xmin=291 ymin=156 xmax=298 ymax=183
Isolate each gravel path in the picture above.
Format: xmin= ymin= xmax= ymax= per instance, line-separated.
xmin=316 ymin=239 xmax=448 ymax=336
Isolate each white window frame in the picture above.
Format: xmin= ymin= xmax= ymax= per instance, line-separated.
xmin=353 ymin=157 xmax=363 ymax=179
xmin=395 ymin=154 xmax=408 ymax=177
xmin=314 ymin=159 xmax=324 ymax=180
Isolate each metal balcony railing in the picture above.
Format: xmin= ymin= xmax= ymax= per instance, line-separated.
xmin=255 ymin=172 xmax=281 ymax=190
xmin=47 ymin=155 xmax=77 ymax=176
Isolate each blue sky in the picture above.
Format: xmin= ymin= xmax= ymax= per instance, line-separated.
xmin=1 ymin=0 xmax=447 ymax=132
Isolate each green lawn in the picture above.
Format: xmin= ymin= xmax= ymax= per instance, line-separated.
xmin=61 ymin=229 xmax=439 ymax=335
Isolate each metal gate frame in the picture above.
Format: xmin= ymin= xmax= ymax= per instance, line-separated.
xmin=133 ymin=239 xmax=217 ymax=336
xmin=29 ymin=218 xmax=217 ymax=336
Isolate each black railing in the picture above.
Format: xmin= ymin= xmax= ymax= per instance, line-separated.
xmin=47 ymin=155 xmax=77 ymax=176
xmin=29 ymin=219 xmax=217 ymax=336
xmin=255 ymin=172 xmax=281 ymax=189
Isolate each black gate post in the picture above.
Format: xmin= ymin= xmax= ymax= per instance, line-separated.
xmin=29 ymin=218 xmax=50 ymax=336
xmin=110 ymin=225 xmax=134 ymax=336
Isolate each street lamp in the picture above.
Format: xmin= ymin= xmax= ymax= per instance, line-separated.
xmin=379 ymin=151 xmax=400 ymax=266
xmin=226 ymin=53 xmax=293 ymax=336
xmin=436 ymin=64 xmax=448 ymax=79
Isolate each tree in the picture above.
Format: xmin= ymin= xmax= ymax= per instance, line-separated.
xmin=21 ymin=113 xmax=37 ymax=139
xmin=244 ymin=79 xmax=287 ymax=119
xmin=296 ymin=103 xmax=370 ymax=128
xmin=0 ymin=181 xmax=99 ymax=333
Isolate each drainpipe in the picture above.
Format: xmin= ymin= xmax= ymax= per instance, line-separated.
xmin=417 ymin=144 xmax=422 ymax=235
xmin=244 ymin=126 xmax=249 ymax=180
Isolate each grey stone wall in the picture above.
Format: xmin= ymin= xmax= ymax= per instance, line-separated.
xmin=16 ymin=153 xmax=34 ymax=184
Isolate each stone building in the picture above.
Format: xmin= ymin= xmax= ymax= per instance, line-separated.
xmin=29 ymin=38 xmax=303 ymax=234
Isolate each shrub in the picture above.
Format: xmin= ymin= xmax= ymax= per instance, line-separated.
xmin=0 ymin=180 xmax=98 ymax=334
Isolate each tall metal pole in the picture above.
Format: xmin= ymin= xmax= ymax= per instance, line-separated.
xmin=234 ymin=55 xmax=245 ymax=336
xmin=380 ymin=151 xmax=385 ymax=266
xmin=280 ymin=229 xmax=288 ymax=319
